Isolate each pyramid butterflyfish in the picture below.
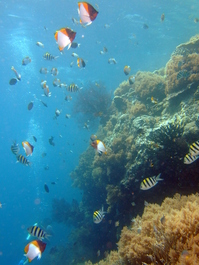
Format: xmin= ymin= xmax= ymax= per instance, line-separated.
xmin=78 ymin=2 xmax=98 ymax=26
xmin=24 ymin=240 xmax=46 ymax=263
xmin=91 ymin=140 xmax=107 ymax=155
xmin=54 ymin=28 xmax=76 ymax=51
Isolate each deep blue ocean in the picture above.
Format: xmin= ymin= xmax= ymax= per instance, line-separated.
xmin=0 ymin=0 xmax=199 ymax=264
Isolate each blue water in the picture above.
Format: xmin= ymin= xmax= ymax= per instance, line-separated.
xmin=0 ymin=0 xmax=199 ymax=264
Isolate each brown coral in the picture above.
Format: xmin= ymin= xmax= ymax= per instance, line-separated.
xmin=133 ymin=71 xmax=166 ymax=100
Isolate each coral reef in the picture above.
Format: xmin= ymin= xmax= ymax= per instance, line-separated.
xmin=72 ymin=82 xmax=112 ymax=125
xmin=85 ymin=193 xmax=199 ymax=265
xmin=52 ymin=34 xmax=199 ymax=265
xmin=165 ymin=35 xmax=199 ymax=94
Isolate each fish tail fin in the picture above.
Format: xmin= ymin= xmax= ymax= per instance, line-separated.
xmin=11 ymin=66 xmax=14 ymax=70
xmin=156 ymin=173 xmax=163 ymax=182
xmin=45 ymin=233 xmax=52 ymax=241
xmin=55 ymin=56 xmax=59 ymax=60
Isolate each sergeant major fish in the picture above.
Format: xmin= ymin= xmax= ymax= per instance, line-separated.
xmin=11 ymin=141 xmax=20 ymax=155
xmin=140 ymin=173 xmax=163 ymax=190
xmin=27 ymin=225 xmax=50 ymax=241
xmin=189 ymin=140 xmax=199 ymax=156
xmin=43 ymin=52 xmax=58 ymax=60
xmin=16 ymin=154 xmax=31 ymax=166
xmin=93 ymin=206 xmax=106 ymax=224
xmin=184 ymin=153 xmax=199 ymax=164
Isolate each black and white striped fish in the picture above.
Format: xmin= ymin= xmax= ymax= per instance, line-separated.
xmin=140 ymin=173 xmax=163 ymax=190
xmin=11 ymin=141 xmax=20 ymax=155
xmin=16 ymin=154 xmax=31 ymax=166
xmin=189 ymin=140 xmax=199 ymax=156
xmin=27 ymin=225 xmax=50 ymax=240
xmin=184 ymin=153 xmax=199 ymax=164
xmin=93 ymin=206 xmax=106 ymax=224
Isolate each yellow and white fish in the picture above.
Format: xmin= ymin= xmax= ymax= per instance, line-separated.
xmin=24 ymin=240 xmax=46 ymax=263
xmin=22 ymin=141 xmax=34 ymax=156
xmin=91 ymin=140 xmax=107 ymax=155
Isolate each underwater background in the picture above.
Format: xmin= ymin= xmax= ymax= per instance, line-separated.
xmin=1 ymin=0 xmax=199 ymax=265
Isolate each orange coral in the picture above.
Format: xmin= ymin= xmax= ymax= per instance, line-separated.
xmin=86 ymin=193 xmax=199 ymax=265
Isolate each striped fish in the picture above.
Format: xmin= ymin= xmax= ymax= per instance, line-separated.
xmin=43 ymin=52 xmax=58 ymax=60
xmin=140 ymin=173 xmax=163 ymax=190
xmin=189 ymin=140 xmax=199 ymax=156
xmin=93 ymin=206 xmax=106 ymax=224
xmin=27 ymin=226 xmax=50 ymax=240
xmin=16 ymin=154 xmax=31 ymax=166
xmin=67 ymin=83 xmax=79 ymax=92
xmin=184 ymin=153 xmax=199 ymax=164
xmin=11 ymin=141 xmax=20 ymax=155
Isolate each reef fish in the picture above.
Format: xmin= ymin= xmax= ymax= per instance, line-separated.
xmin=11 ymin=66 xmax=21 ymax=81
xmin=44 ymin=183 xmax=49 ymax=193
xmin=90 ymin=134 xmax=97 ymax=142
xmin=177 ymin=70 xmax=190 ymax=80
xmin=36 ymin=42 xmax=44 ymax=48
xmin=161 ymin=13 xmax=165 ymax=22
xmin=71 ymin=42 xmax=80 ymax=48
xmin=49 ymin=136 xmax=55 ymax=146
xmin=27 ymin=226 xmax=50 ymax=241
xmin=22 ymin=141 xmax=34 ymax=156
xmin=184 ymin=153 xmax=199 ymax=164
xmin=43 ymin=52 xmax=58 ymax=60
xmin=28 ymin=102 xmax=34 ymax=110
xmin=151 ymin=97 xmax=158 ymax=104
xmin=140 ymin=173 xmax=163 ymax=190
xmin=22 ymin=56 xmax=31 ymax=65
xmin=78 ymin=2 xmax=98 ymax=26
xmin=91 ymin=140 xmax=107 ymax=155
xmin=93 ymin=206 xmax=106 ymax=224
xmin=129 ymin=75 xmax=135 ymax=85
xmin=24 ymin=240 xmax=46 ymax=263
xmin=77 ymin=57 xmax=86 ymax=68
xmin=108 ymin=58 xmax=117 ymax=64
xmin=16 ymin=154 xmax=31 ymax=166
xmin=9 ymin=78 xmax=17 ymax=85
xmin=67 ymin=83 xmax=80 ymax=92
xmin=40 ymin=68 xmax=48 ymax=74
xmin=54 ymin=27 xmax=76 ymax=51
xmin=11 ymin=141 xmax=20 ymax=155
xmin=189 ymin=140 xmax=199 ymax=156
xmin=32 ymin=136 xmax=37 ymax=142
xmin=124 ymin=65 xmax=131 ymax=75
xmin=51 ymin=68 xmax=58 ymax=76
